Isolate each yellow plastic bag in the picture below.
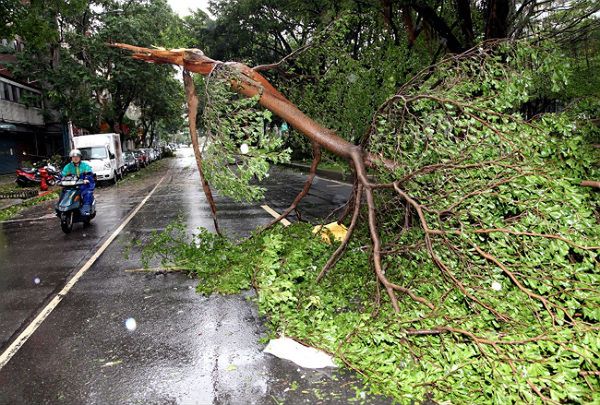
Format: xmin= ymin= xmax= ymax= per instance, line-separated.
xmin=312 ymin=222 xmax=348 ymax=244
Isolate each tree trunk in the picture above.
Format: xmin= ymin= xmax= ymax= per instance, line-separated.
xmin=380 ymin=0 xmax=400 ymax=45
xmin=484 ymin=0 xmax=511 ymax=40
xmin=411 ymin=2 xmax=465 ymax=53
xmin=455 ymin=0 xmax=474 ymax=47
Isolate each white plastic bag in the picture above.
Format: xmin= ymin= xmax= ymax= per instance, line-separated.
xmin=264 ymin=336 xmax=337 ymax=369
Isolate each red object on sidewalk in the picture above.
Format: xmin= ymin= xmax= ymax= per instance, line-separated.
xmin=38 ymin=168 xmax=49 ymax=191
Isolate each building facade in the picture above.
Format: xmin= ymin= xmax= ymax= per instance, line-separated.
xmin=0 ymin=41 xmax=67 ymax=174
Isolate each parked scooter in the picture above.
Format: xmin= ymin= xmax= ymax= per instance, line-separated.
xmin=55 ymin=175 xmax=96 ymax=233
xmin=15 ymin=163 xmax=60 ymax=187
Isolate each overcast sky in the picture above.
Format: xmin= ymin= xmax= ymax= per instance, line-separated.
xmin=167 ymin=0 xmax=212 ymax=17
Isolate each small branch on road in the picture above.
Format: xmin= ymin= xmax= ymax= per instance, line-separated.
xmin=125 ymin=267 xmax=191 ymax=273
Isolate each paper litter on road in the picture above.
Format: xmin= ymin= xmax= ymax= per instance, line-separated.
xmin=263 ymin=336 xmax=337 ymax=369
xmin=312 ymin=222 xmax=348 ymax=244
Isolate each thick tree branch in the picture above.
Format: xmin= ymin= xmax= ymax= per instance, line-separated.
xmin=183 ymin=70 xmax=221 ymax=235
xmin=110 ymin=44 xmax=398 ymax=171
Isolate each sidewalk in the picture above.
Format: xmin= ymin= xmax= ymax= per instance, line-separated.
xmin=0 ymin=174 xmax=19 ymax=210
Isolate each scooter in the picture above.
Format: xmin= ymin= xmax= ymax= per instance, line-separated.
xmin=16 ymin=163 xmax=60 ymax=187
xmin=15 ymin=167 xmax=38 ymax=187
xmin=55 ymin=175 xmax=96 ymax=234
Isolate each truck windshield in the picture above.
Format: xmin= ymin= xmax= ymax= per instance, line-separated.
xmin=80 ymin=147 xmax=108 ymax=160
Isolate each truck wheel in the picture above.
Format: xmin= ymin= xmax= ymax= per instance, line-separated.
xmin=112 ymin=172 xmax=118 ymax=185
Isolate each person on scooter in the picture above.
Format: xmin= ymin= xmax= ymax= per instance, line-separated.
xmin=61 ymin=149 xmax=95 ymax=215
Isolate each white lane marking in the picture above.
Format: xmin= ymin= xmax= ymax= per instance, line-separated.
xmin=261 ymin=205 xmax=291 ymax=227
xmin=0 ymin=176 xmax=166 ymax=370
xmin=315 ymin=175 xmax=350 ymax=186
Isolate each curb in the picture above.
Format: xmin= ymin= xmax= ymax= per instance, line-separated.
xmin=0 ymin=190 xmax=57 ymax=212
xmin=283 ymin=162 xmax=352 ymax=183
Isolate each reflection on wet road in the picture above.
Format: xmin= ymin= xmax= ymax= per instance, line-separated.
xmin=0 ymin=150 xmax=388 ymax=404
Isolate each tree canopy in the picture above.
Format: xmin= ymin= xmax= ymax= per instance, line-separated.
xmin=3 ymin=0 xmax=186 ymax=144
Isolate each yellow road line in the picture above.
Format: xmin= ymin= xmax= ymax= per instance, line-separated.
xmin=261 ymin=205 xmax=291 ymax=226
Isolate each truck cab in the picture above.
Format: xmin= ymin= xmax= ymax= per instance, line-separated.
xmin=73 ymin=133 xmax=124 ymax=184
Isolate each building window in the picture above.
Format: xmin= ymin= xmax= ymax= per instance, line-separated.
xmin=12 ymin=85 xmax=19 ymax=102
xmin=4 ymin=83 xmax=12 ymax=101
xmin=0 ymin=81 xmax=42 ymax=106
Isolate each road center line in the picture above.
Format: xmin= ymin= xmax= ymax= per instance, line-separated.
xmin=261 ymin=204 xmax=291 ymax=226
xmin=0 ymin=176 xmax=166 ymax=370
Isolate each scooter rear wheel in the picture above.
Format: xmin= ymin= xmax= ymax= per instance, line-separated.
xmin=61 ymin=212 xmax=74 ymax=234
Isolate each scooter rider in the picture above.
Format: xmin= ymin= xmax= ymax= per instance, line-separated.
xmin=62 ymin=149 xmax=95 ymax=215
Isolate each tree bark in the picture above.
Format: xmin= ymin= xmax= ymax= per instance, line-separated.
xmin=410 ymin=2 xmax=465 ymax=53
xmin=110 ymin=44 xmax=396 ymax=171
xmin=380 ymin=0 xmax=400 ymax=45
xmin=455 ymin=0 xmax=474 ymax=47
xmin=183 ymin=70 xmax=221 ymax=235
xmin=581 ymin=180 xmax=600 ymax=189
xmin=484 ymin=0 xmax=511 ymax=40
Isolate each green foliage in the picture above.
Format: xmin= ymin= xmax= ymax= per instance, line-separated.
xmin=141 ymin=39 xmax=600 ymax=403
xmin=141 ymin=220 xmax=255 ymax=294
xmin=7 ymin=0 xmax=185 ymax=143
xmin=0 ymin=191 xmax=60 ymax=222
xmin=141 ymin=217 xmax=599 ymax=403
xmin=200 ymin=74 xmax=290 ymax=201
xmin=286 ymin=13 xmax=426 ymax=143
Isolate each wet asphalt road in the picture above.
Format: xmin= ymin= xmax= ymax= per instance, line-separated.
xmin=0 ymin=149 xmax=390 ymax=404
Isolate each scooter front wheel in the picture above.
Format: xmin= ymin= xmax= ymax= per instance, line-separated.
xmin=61 ymin=212 xmax=74 ymax=234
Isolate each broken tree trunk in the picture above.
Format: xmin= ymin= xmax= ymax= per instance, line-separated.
xmin=111 ymin=43 xmax=418 ymax=312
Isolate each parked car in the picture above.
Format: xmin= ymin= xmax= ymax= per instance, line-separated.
xmin=145 ymin=148 xmax=156 ymax=162
xmin=133 ymin=150 xmax=148 ymax=168
xmin=123 ymin=151 xmax=139 ymax=173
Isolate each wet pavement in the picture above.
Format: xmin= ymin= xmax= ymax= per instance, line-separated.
xmin=0 ymin=149 xmax=390 ymax=404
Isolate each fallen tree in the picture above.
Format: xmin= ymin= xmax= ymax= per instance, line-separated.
xmin=115 ymin=41 xmax=600 ymax=402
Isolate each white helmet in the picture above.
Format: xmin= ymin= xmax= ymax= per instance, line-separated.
xmin=69 ymin=149 xmax=82 ymax=157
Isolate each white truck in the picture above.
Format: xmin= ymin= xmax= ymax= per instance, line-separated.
xmin=73 ymin=133 xmax=124 ymax=184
